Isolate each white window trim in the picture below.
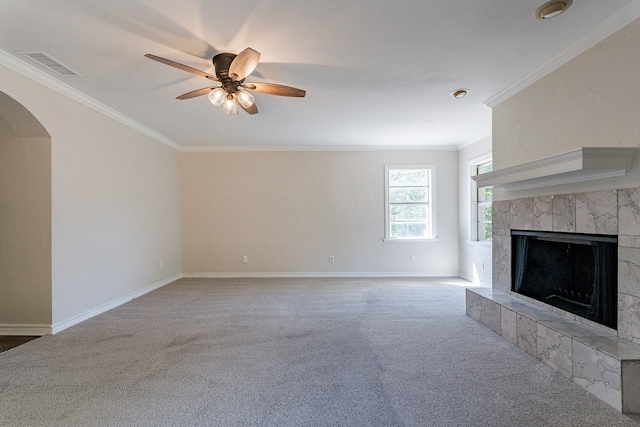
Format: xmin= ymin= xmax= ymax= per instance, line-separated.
xmin=468 ymin=154 xmax=492 ymax=244
xmin=383 ymin=165 xmax=437 ymax=242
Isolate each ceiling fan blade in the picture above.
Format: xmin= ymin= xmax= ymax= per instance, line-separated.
xmin=145 ymin=54 xmax=218 ymax=81
xmin=228 ymin=48 xmax=260 ymax=81
xmin=243 ymin=82 xmax=306 ymax=97
xmin=176 ymin=87 xmax=219 ymax=100
xmin=240 ymin=102 xmax=259 ymax=115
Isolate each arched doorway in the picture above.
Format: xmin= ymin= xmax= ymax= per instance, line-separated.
xmin=0 ymin=91 xmax=52 ymax=335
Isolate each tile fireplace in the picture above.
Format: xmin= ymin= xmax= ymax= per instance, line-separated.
xmin=467 ymin=188 xmax=640 ymax=412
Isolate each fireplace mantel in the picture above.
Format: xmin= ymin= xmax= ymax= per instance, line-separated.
xmin=473 ymin=147 xmax=637 ymax=191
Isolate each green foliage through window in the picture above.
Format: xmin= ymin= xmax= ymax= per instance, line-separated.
xmin=475 ymin=160 xmax=493 ymax=242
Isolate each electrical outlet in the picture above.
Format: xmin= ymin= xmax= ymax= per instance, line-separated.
xmin=242 ymin=256 xmax=248 ymax=264
xmin=329 ymin=255 xmax=335 ymax=263
xmin=482 ymin=262 xmax=485 ymax=270
xmin=159 ymin=261 xmax=164 ymax=269
xmin=410 ymin=256 xmax=415 ymax=263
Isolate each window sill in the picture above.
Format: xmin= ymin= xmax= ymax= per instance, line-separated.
xmin=383 ymin=237 xmax=438 ymax=243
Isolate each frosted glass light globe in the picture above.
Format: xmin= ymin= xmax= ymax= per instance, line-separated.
xmin=208 ymin=88 xmax=227 ymax=106
xmin=222 ymin=94 xmax=238 ymax=115
xmin=236 ymin=90 xmax=255 ymax=109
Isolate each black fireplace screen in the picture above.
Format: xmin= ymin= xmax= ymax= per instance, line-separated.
xmin=511 ymin=230 xmax=617 ymax=329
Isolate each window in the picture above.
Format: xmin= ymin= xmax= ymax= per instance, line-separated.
xmin=471 ymin=158 xmax=492 ymax=242
xmin=385 ymin=166 xmax=434 ymax=240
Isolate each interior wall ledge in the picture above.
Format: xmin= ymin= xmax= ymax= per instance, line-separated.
xmin=472 ymin=147 xmax=638 ymax=191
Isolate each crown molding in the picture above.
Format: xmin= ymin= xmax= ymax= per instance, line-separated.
xmin=485 ymin=1 xmax=640 ymax=108
xmin=0 ymin=49 xmax=182 ymax=151
xmin=180 ymin=144 xmax=459 ymax=153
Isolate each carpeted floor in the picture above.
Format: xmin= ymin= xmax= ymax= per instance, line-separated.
xmin=1 ymin=277 xmax=639 ymax=426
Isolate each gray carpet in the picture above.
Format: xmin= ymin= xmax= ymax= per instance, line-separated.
xmin=1 ymin=277 xmax=639 ymax=426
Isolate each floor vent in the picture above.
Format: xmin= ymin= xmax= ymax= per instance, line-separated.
xmin=20 ymin=51 xmax=82 ymax=77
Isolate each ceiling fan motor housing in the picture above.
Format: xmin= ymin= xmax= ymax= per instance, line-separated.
xmin=213 ymin=53 xmax=241 ymax=93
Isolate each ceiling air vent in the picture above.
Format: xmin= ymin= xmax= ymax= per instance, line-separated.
xmin=20 ymin=51 xmax=82 ymax=77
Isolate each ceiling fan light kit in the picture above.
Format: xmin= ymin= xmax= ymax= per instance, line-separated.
xmin=207 ymin=88 xmax=253 ymax=115
xmin=145 ymin=47 xmax=306 ymax=116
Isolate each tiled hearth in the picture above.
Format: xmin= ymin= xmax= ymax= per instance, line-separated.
xmin=466 ymin=188 xmax=640 ymax=413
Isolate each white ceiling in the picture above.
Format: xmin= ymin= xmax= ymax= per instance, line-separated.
xmin=1 ymin=0 xmax=639 ymax=150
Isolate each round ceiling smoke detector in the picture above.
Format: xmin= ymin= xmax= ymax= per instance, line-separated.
xmin=535 ymin=0 xmax=572 ymax=19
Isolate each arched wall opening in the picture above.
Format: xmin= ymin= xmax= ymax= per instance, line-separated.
xmin=0 ymin=91 xmax=52 ymax=334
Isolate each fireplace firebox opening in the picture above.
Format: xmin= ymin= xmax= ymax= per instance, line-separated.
xmin=511 ymin=230 xmax=617 ymax=329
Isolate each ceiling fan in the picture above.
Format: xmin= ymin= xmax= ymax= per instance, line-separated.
xmin=145 ymin=48 xmax=305 ymax=115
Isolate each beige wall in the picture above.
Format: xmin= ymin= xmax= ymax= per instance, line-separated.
xmin=457 ymin=136 xmax=492 ymax=285
xmin=0 ymin=64 xmax=182 ymax=331
xmin=0 ymin=111 xmax=51 ymax=328
xmin=492 ymin=18 xmax=640 ymax=199
xmin=182 ymin=150 xmax=459 ymax=276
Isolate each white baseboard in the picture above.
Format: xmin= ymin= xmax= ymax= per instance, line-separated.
xmin=51 ymin=274 xmax=182 ymax=335
xmin=0 ymin=324 xmax=52 ymax=336
xmin=182 ymin=272 xmax=461 ymax=279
